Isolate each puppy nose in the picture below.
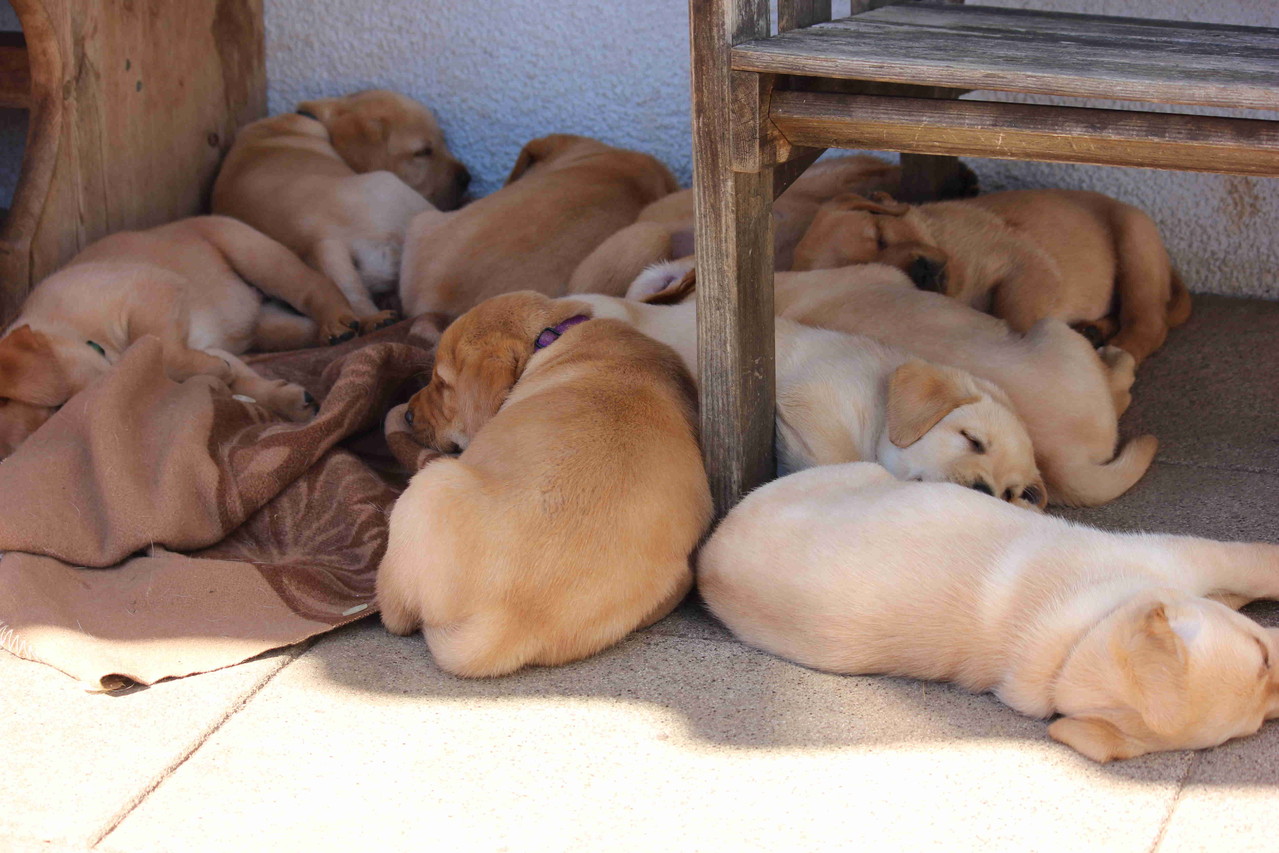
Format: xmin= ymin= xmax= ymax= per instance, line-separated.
xmin=456 ymin=165 xmax=471 ymax=192
xmin=970 ymin=480 xmax=994 ymax=496
xmin=909 ymin=256 xmax=947 ymax=293
xmin=404 ymin=408 xmax=415 ymax=426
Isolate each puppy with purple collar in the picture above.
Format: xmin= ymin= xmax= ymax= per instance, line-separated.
xmin=380 ymin=291 xmax=711 ymax=677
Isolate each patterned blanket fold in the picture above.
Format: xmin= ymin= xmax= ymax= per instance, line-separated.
xmin=0 ymin=320 xmax=440 ymax=690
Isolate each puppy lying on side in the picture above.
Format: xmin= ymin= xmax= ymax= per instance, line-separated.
xmin=213 ymin=90 xmax=469 ymax=322
xmin=0 ymin=216 xmax=337 ymax=455
xmin=793 ymin=190 xmax=1190 ymax=363
xmin=399 ymin=134 xmax=679 ymax=318
xmin=567 ymin=155 xmax=901 ymax=296
xmin=700 ymin=463 xmax=1279 ymax=762
xmin=572 ymin=274 xmax=1044 ymax=509
xmin=762 ymin=261 xmax=1154 ymax=507
xmin=378 ymin=291 xmax=711 ymax=677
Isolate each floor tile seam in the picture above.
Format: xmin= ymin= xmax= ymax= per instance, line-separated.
xmin=1146 ymin=750 xmax=1201 ymax=853
xmin=1151 ymin=457 xmax=1279 ymax=478
xmin=87 ymin=645 xmax=309 ymax=849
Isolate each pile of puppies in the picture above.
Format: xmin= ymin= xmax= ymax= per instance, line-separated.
xmin=2 ymin=89 xmax=1274 ymax=762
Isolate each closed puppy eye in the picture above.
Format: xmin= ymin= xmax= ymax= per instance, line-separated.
xmin=1256 ymin=636 xmax=1271 ymax=672
xmin=961 ymin=430 xmax=986 ymax=454
xmin=415 ymin=144 xmax=435 ymax=158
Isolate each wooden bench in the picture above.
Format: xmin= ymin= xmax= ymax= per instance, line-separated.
xmin=690 ymin=0 xmax=1279 ymax=514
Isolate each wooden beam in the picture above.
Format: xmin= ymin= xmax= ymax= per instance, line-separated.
xmin=770 ymin=91 xmax=1279 ymax=177
xmin=0 ymin=32 xmax=30 ymax=109
xmin=690 ymin=0 xmax=776 ymax=516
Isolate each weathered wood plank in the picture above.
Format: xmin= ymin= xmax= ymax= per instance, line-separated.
xmin=0 ymin=32 xmax=30 ymax=109
xmin=779 ymin=1 xmax=831 ymax=33
xmin=734 ymin=4 xmax=1279 ymax=110
xmin=770 ymin=91 xmax=1279 ymax=177
xmin=691 ymin=0 xmax=776 ymax=516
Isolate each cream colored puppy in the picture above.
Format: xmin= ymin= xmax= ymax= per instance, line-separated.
xmin=699 ymin=463 xmax=1279 ymax=762
xmin=213 ymin=90 xmax=467 ymax=322
xmin=571 ymin=278 xmax=1044 ymax=509
xmin=380 ymin=292 xmax=711 ymax=677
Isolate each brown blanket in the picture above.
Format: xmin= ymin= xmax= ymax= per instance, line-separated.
xmin=0 ymin=320 xmax=440 ymax=690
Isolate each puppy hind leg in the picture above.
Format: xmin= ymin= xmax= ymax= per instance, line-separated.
xmin=309 ymin=240 xmax=397 ymax=332
xmin=1106 ymin=209 xmax=1178 ymax=364
xmin=204 ymin=348 xmax=316 ymax=422
xmin=1166 ymin=540 xmax=1279 ymax=605
xmin=1098 ymin=345 xmax=1137 ymax=416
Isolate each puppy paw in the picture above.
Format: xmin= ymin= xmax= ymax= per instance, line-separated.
xmin=319 ymin=313 xmax=361 ymax=346
xmin=262 ymin=380 xmax=318 ymax=422
xmin=358 ymin=309 xmax=401 ymax=334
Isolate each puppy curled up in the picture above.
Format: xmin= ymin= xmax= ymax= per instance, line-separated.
xmin=700 ymin=463 xmax=1279 ymax=762
xmin=575 ymin=273 xmax=1044 ymax=509
xmin=378 ymin=291 xmax=712 ymax=677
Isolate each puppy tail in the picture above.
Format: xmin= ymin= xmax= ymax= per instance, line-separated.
xmin=1044 ymin=434 xmax=1158 ymax=508
xmin=1165 ymin=269 xmax=1192 ymax=328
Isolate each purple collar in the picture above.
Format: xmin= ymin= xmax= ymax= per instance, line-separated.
xmin=535 ymin=315 xmax=589 ymax=350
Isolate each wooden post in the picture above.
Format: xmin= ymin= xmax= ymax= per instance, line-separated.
xmin=690 ymin=0 xmax=776 ymax=515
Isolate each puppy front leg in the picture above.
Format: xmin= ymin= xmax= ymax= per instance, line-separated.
xmin=1166 ymin=539 xmax=1279 ymax=607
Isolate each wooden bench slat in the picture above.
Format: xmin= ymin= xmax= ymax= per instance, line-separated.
xmin=770 ymin=91 xmax=1279 ymax=177
xmin=733 ymin=4 xmax=1279 ymax=111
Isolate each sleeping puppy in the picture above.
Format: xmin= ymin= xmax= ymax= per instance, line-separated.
xmin=0 ymin=216 xmax=339 ymax=456
xmin=213 ymin=90 xmax=468 ymax=322
xmin=567 ymin=154 xmax=901 ymax=296
xmin=378 ymin=291 xmax=711 ymax=677
xmin=793 ymin=190 xmax=1190 ymax=363
xmin=699 ymin=463 xmax=1279 ymax=762
xmin=399 ymin=134 xmax=679 ymax=318
xmin=762 ymin=262 xmax=1155 ymax=507
xmin=571 ymin=275 xmax=1044 ymax=509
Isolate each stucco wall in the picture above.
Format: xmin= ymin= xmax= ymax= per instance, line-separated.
xmin=264 ymin=0 xmax=1279 ymax=299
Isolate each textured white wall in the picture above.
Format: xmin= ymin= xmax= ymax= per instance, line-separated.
xmin=234 ymin=2 xmax=1279 ymax=299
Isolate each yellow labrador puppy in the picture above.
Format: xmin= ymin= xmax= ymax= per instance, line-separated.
xmin=567 ymin=154 xmax=902 ymax=296
xmin=571 ymin=274 xmax=1045 ymax=509
xmin=398 ymin=134 xmax=679 ymax=318
xmin=213 ymin=90 xmax=468 ymax=323
xmin=0 ymin=216 xmax=336 ymax=455
xmin=700 ymin=463 xmax=1279 ymax=762
xmin=379 ymin=291 xmax=711 ymax=677
xmin=760 ymin=262 xmax=1154 ymax=507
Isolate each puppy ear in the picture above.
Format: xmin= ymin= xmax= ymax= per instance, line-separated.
xmin=825 ymin=192 xmax=911 ymax=216
xmin=886 ymin=360 xmax=979 ymax=448
xmin=457 ymin=352 xmax=521 ymax=438
xmin=1116 ymin=601 xmax=1192 ymax=736
xmin=1049 ymin=712 xmax=1152 ymax=763
xmin=641 ymin=266 xmax=697 ymax=305
xmin=505 ymin=135 xmax=574 ymax=185
xmin=0 ymin=326 xmax=71 ymax=407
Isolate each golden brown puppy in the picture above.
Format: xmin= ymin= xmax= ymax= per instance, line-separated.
xmin=0 ymin=216 xmax=344 ymax=456
xmin=379 ymin=291 xmax=711 ymax=677
xmin=398 ymin=134 xmax=680 ymax=318
xmin=701 ymin=463 xmax=1279 ymax=762
xmin=793 ymin=189 xmax=1190 ymax=363
xmin=213 ymin=90 xmax=468 ymax=323
xmin=567 ymin=155 xmax=902 ymax=296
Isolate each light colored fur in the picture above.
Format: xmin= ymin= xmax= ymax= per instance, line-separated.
xmin=793 ymin=189 xmax=1190 ymax=363
xmin=212 ymin=90 xmax=464 ymax=322
xmin=764 ymin=262 xmax=1154 ymax=507
xmin=699 ymin=463 xmax=1279 ymax=762
xmin=398 ymin=134 xmax=679 ymax=319
xmin=0 ymin=217 xmax=333 ymax=456
xmin=566 ymin=155 xmax=901 ymax=296
xmin=379 ymin=291 xmax=711 ymax=677
xmin=570 ymin=284 xmax=1043 ymax=508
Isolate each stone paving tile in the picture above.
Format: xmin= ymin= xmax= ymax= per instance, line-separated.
xmin=103 ymin=621 xmax=1190 ymax=853
xmin=0 ymin=648 xmax=293 ymax=849
xmin=1119 ymin=295 xmax=1279 ymax=475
